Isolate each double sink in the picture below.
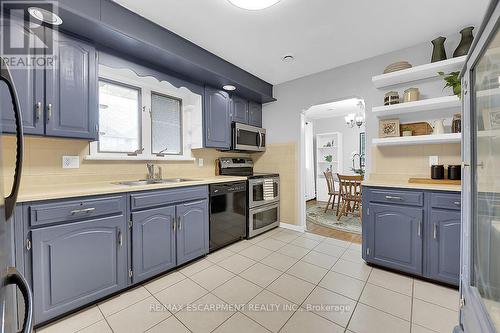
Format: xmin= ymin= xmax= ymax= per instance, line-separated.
xmin=115 ymin=178 xmax=196 ymax=186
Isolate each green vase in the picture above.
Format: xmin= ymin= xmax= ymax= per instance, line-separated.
xmin=431 ymin=36 xmax=447 ymax=63
xmin=453 ymin=26 xmax=474 ymax=57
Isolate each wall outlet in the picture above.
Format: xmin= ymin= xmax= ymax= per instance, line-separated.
xmin=429 ymin=155 xmax=439 ymax=167
xmin=198 ymin=158 xmax=204 ymax=167
xmin=62 ymin=156 xmax=80 ymax=169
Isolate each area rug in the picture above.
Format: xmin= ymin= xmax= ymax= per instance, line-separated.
xmin=306 ymin=202 xmax=362 ymax=234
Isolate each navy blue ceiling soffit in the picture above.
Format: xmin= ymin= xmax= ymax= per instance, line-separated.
xmin=6 ymin=0 xmax=275 ymax=103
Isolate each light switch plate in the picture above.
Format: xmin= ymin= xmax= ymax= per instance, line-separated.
xmin=62 ymin=156 xmax=80 ymax=169
xmin=198 ymin=158 xmax=204 ymax=167
xmin=429 ymin=155 xmax=439 ymax=167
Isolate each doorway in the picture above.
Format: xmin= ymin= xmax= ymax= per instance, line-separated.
xmin=301 ymin=97 xmax=366 ymax=242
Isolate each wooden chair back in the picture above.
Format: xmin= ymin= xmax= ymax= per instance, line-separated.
xmin=323 ymin=171 xmax=335 ymax=194
xmin=337 ymin=174 xmax=363 ymax=199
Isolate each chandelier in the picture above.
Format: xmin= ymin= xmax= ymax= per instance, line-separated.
xmin=345 ymin=101 xmax=365 ymax=128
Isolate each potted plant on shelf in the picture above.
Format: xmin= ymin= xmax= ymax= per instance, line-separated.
xmin=438 ymin=71 xmax=461 ymax=98
xmin=324 ymin=155 xmax=333 ymax=163
xmin=402 ymin=127 xmax=413 ymax=136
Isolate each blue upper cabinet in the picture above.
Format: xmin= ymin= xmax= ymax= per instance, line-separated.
xmin=131 ymin=206 xmax=177 ymax=283
xmin=45 ymin=30 xmax=98 ymax=140
xmin=204 ymin=87 xmax=231 ymax=149
xmin=231 ymin=95 xmax=249 ymax=124
xmin=367 ymin=202 xmax=423 ymax=275
xmin=248 ymin=101 xmax=263 ymax=127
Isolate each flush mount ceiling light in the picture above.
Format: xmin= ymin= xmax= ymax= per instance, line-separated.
xmin=227 ymin=0 xmax=281 ymax=10
xmin=282 ymin=54 xmax=295 ymax=62
xmin=28 ymin=7 xmax=63 ymax=25
xmin=223 ymin=85 xmax=236 ymax=91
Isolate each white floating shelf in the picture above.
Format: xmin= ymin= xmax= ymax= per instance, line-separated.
xmin=372 ymin=56 xmax=466 ymax=89
xmin=372 ymin=133 xmax=461 ymax=146
xmin=373 ymin=95 xmax=460 ymax=118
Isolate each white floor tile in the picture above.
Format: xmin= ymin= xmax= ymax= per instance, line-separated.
xmin=213 ymin=312 xmax=270 ymax=333
xmin=303 ymin=287 xmax=356 ymax=327
xmin=413 ymin=279 xmax=459 ymax=311
xmin=314 ymin=242 xmax=347 ymax=257
xmin=301 ymin=250 xmax=338 ymax=269
xmin=411 ymin=324 xmax=438 ymax=333
xmin=331 ymin=259 xmax=371 ymax=281
xmin=290 ymin=237 xmax=321 ymax=250
xmin=359 ymin=283 xmax=412 ymax=320
xmin=225 ymin=240 xmax=253 ymax=253
xmin=321 ymin=237 xmax=351 ymax=248
xmin=412 ymin=298 xmax=458 ymax=333
xmin=37 ymin=306 xmax=103 ymax=333
xmin=280 ymin=309 xmax=344 ymax=333
xmin=213 ymin=276 xmax=263 ymax=304
xmin=217 ymin=253 xmax=256 ymax=274
xmin=368 ymin=267 xmax=413 ymax=296
xmin=242 ymin=290 xmax=296 ymax=332
xmin=206 ymin=248 xmax=235 ymax=263
xmin=277 ymin=244 xmax=310 ymax=259
xmin=255 ymin=237 xmax=288 ymax=251
xmin=143 ymin=271 xmax=186 ymax=294
xmin=240 ymin=263 xmax=283 ymax=288
xmin=348 ymin=303 xmax=410 ymax=333
xmin=319 ymin=271 xmax=365 ymax=300
xmin=106 ymin=296 xmax=171 ymax=333
xmin=178 ymin=258 xmax=214 ymax=277
xmin=302 ymin=232 xmax=326 ymax=241
xmin=98 ymin=286 xmax=150 ymax=317
xmin=239 ymin=245 xmax=274 ymax=261
xmin=266 ymin=274 xmax=315 ymax=304
xmin=270 ymin=231 xmax=300 ymax=243
xmin=145 ymin=316 xmax=191 ymax=333
xmin=260 ymin=252 xmax=299 ymax=272
xmin=286 ymin=261 xmax=328 ymax=284
xmin=77 ymin=320 xmax=112 ymax=333
xmin=340 ymin=249 xmax=365 ymax=264
xmin=190 ymin=265 xmax=235 ymax=291
xmin=154 ymin=278 xmax=208 ymax=312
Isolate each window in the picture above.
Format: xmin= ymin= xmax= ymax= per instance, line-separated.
xmin=98 ymin=80 xmax=141 ymax=153
xmin=151 ymin=93 xmax=182 ymax=155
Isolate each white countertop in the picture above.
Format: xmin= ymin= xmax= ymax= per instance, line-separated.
xmin=362 ymin=179 xmax=461 ymax=192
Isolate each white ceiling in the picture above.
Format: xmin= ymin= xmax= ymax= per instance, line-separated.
xmin=114 ymin=0 xmax=489 ymax=85
xmin=305 ymin=98 xmax=363 ymax=120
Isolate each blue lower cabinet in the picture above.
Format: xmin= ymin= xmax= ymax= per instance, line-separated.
xmin=176 ymin=200 xmax=209 ymax=265
xmin=31 ymin=215 xmax=128 ymax=323
xmin=368 ymin=203 xmax=423 ymax=275
xmin=428 ymin=209 xmax=461 ymax=285
xmin=132 ymin=206 xmax=177 ymax=283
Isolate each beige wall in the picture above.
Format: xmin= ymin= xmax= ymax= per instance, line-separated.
xmin=1 ymin=135 xmax=248 ymax=189
xmin=253 ymin=142 xmax=297 ymax=226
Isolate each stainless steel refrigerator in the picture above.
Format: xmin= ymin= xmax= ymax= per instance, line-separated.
xmin=460 ymin=0 xmax=500 ymax=332
xmin=0 ymin=58 xmax=32 ymax=332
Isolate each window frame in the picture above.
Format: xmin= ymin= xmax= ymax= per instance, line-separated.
xmin=97 ymin=78 xmax=143 ymax=154
xmin=150 ymin=91 xmax=183 ymax=156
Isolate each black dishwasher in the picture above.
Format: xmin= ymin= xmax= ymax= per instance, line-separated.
xmin=209 ymin=182 xmax=247 ymax=252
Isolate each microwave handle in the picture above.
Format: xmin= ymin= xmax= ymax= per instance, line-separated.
xmin=257 ymin=131 xmax=262 ymax=148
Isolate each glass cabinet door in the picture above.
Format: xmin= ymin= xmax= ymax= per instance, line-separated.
xmin=472 ymin=22 xmax=500 ymax=331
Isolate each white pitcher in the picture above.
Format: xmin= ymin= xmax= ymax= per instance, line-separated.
xmin=432 ymin=119 xmax=445 ymax=135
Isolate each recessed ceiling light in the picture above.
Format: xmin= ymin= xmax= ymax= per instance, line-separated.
xmin=227 ymin=0 xmax=281 ymax=10
xmin=28 ymin=7 xmax=63 ymax=25
xmin=282 ymin=54 xmax=295 ymax=62
xmin=223 ymin=85 xmax=236 ymax=91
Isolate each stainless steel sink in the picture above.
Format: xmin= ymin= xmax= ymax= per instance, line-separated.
xmin=114 ymin=178 xmax=197 ymax=186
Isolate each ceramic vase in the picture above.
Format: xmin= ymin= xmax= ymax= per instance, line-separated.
xmin=431 ymin=36 xmax=447 ymax=63
xmin=453 ymin=26 xmax=474 ymax=57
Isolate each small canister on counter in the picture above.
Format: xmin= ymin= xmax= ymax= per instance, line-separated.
xmin=448 ymin=165 xmax=462 ymax=180
xmin=431 ymin=165 xmax=445 ymax=179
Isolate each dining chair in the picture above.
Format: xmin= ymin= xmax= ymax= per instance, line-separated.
xmin=323 ymin=171 xmax=341 ymax=214
xmin=336 ymin=174 xmax=363 ymax=221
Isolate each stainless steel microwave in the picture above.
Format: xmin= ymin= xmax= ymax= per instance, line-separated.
xmin=233 ymin=123 xmax=266 ymax=152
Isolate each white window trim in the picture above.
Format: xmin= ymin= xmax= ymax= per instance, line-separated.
xmin=87 ymin=65 xmax=202 ymax=161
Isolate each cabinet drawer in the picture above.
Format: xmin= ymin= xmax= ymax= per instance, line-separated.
xmin=130 ymin=186 xmax=208 ymax=211
xmin=430 ymin=192 xmax=461 ymax=210
xmin=29 ymin=195 xmax=125 ymax=227
xmin=369 ymin=189 xmax=424 ymax=207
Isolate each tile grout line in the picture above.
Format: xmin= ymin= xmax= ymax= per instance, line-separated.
xmin=95 ymin=305 xmax=116 ymax=333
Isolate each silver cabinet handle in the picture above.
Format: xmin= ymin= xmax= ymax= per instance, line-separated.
xmin=433 ymin=224 xmax=438 ymax=239
xmin=454 ymin=201 xmax=460 ymax=206
xmin=417 ymin=220 xmax=422 ymax=237
xmin=173 ymin=216 xmax=176 ymax=231
xmin=184 ymin=200 xmax=204 ymax=207
xmin=36 ymin=102 xmax=42 ymax=121
xmin=178 ymin=217 xmax=182 ymax=231
xmin=70 ymin=207 xmax=96 ymax=215
xmin=118 ymin=230 xmax=123 ymax=247
xmin=26 ymin=239 xmax=31 ymax=251
xmin=47 ymin=103 xmax=52 ymax=122
xmin=385 ymin=195 xmax=402 ymax=201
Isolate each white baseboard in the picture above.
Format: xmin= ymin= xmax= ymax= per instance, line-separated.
xmin=279 ymin=223 xmax=305 ymax=232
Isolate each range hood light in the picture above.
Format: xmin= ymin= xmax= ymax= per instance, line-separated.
xmin=227 ymin=0 xmax=281 ymax=10
xmin=223 ymin=85 xmax=237 ymax=91
xmin=28 ymin=7 xmax=63 ymax=25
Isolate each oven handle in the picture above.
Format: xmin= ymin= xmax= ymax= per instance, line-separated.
xmin=249 ymin=202 xmax=280 ymax=214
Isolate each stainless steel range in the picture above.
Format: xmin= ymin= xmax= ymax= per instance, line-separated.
xmin=218 ymin=157 xmax=280 ymax=238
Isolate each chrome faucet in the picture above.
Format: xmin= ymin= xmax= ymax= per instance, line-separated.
xmin=146 ymin=163 xmax=163 ymax=180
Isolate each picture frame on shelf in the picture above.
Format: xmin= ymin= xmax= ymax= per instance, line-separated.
xmin=379 ymin=119 xmax=400 ymax=137
xmin=482 ymin=107 xmax=500 ymax=130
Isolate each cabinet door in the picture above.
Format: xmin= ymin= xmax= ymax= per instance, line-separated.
xmin=0 ymin=19 xmax=44 ymax=135
xmin=368 ymin=203 xmax=423 ymax=275
xmin=31 ymin=215 xmax=127 ymax=324
xmin=45 ymin=30 xmax=98 ymax=140
xmin=248 ymin=101 xmax=262 ymax=127
xmin=204 ymin=87 xmax=231 ymax=149
xmin=132 ymin=206 xmax=176 ymax=283
xmin=176 ymin=200 xmax=209 ymax=265
xmin=428 ymin=209 xmax=461 ymax=285
xmin=231 ymin=95 xmax=249 ymax=124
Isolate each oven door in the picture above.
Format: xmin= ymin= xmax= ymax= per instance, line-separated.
xmin=248 ymin=202 xmax=280 ymax=238
xmin=248 ymin=177 xmax=279 ymax=208
xmin=233 ymin=123 xmax=266 ymax=152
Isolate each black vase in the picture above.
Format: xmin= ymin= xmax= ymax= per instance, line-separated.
xmin=431 ymin=36 xmax=447 ymax=63
xmin=453 ymin=26 xmax=474 ymax=57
